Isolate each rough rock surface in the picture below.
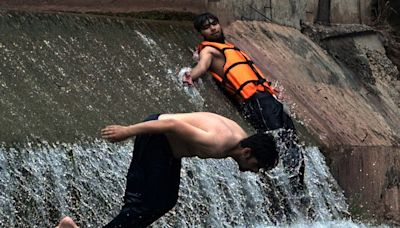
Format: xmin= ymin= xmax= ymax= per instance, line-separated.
xmin=224 ymin=21 xmax=399 ymax=223
xmin=225 ymin=21 xmax=399 ymax=147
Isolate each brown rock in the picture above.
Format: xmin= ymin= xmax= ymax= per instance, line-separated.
xmin=224 ymin=21 xmax=400 ymax=223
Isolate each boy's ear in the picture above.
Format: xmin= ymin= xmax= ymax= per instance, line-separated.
xmin=242 ymin=147 xmax=252 ymax=159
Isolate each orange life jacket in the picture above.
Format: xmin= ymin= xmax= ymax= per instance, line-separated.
xmin=198 ymin=41 xmax=278 ymax=100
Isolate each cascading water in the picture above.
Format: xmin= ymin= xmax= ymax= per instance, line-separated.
xmin=0 ymin=10 xmax=386 ymax=227
xmin=0 ymin=138 xmax=362 ymax=227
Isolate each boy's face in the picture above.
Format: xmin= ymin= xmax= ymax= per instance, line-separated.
xmin=238 ymin=156 xmax=261 ymax=173
xmin=200 ymin=19 xmax=223 ymax=42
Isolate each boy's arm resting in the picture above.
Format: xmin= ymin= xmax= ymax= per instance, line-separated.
xmin=101 ymin=119 xmax=179 ymax=142
xmin=101 ymin=118 xmax=218 ymax=152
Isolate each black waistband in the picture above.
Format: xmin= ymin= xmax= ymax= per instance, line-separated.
xmin=248 ymin=91 xmax=273 ymax=100
xmin=143 ymin=113 xmax=161 ymax=122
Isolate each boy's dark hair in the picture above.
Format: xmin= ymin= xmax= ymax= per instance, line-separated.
xmin=193 ymin=12 xmax=219 ymax=32
xmin=240 ymin=133 xmax=278 ymax=170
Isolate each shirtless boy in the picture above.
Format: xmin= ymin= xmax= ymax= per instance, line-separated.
xmin=57 ymin=112 xmax=278 ymax=228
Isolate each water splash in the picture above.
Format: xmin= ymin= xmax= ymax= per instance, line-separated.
xmin=176 ymin=67 xmax=205 ymax=108
xmin=0 ymin=137 xmax=360 ymax=227
xmin=0 ymin=140 xmax=132 ymax=227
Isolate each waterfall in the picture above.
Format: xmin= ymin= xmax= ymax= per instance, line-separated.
xmin=0 ymin=10 xmax=383 ymax=227
xmin=0 ymin=139 xmax=353 ymax=227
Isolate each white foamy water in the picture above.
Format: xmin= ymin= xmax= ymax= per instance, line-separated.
xmin=0 ymin=136 xmax=390 ymax=228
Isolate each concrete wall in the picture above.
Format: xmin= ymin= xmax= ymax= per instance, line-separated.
xmin=0 ymin=0 xmax=377 ymax=26
xmin=305 ymin=0 xmax=319 ymax=23
xmin=331 ymin=0 xmax=360 ymax=24
xmin=0 ymin=0 xmax=207 ymax=14
xmin=207 ymin=0 xmax=374 ymax=28
xmin=207 ymin=0 xmax=308 ymax=29
xmin=330 ymin=0 xmax=373 ymax=24
xmin=223 ymin=21 xmax=400 ymax=223
xmin=330 ymin=146 xmax=400 ymax=222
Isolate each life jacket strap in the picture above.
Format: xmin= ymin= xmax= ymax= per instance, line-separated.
xmin=234 ymin=78 xmax=267 ymax=96
xmin=223 ymin=60 xmax=254 ymax=82
xmin=221 ymin=46 xmax=239 ymax=52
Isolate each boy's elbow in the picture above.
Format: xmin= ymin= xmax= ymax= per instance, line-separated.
xmin=163 ymin=118 xmax=180 ymax=133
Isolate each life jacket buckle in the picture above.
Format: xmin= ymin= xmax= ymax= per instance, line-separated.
xmin=257 ymin=78 xmax=267 ymax=85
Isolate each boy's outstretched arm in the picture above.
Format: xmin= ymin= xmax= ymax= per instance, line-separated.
xmin=101 ymin=117 xmax=217 ymax=151
xmin=182 ymin=47 xmax=213 ymax=84
xmin=101 ymin=119 xmax=178 ymax=142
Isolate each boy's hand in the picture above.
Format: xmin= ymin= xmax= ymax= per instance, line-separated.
xmin=182 ymin=71 xmax=194 ymax=86
xmin=101 ymin=125 xmax=130 ymax=142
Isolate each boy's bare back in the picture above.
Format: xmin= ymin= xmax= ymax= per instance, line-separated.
xmin=159 ymin=112 xmax=247 ymax=158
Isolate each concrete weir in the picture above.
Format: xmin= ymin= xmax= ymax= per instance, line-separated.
xmin=0 ymin=12 xmax=350 ymax=227
xmin=0 ymin=1 xmax=399 ymax=226
xmin=330 ymin=146 xmax=400 ymax=221
xmin=224 ymin=21 xmax=399 ymax=223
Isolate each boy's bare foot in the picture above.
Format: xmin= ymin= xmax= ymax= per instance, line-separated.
xmin=56 ymin=216 xmax=79 ymax=228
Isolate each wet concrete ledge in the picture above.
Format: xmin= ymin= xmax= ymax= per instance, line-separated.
xmin=0 ymin=0 xmax=206 ymax=15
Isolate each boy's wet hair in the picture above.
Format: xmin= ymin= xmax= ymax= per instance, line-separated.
xmin=193 ymin=12 xmax=219 ymax=32
xmin=240 ymin=133 xmax=278 ymax=170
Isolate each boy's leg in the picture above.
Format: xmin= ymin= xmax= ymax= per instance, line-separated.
xmin=105 ymin=114 xmax=181 ymax=228
xmin=243 ymin=92 xmax=295 ymax=131
xmin=103 ymin=206 xmax=161 ymax=228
